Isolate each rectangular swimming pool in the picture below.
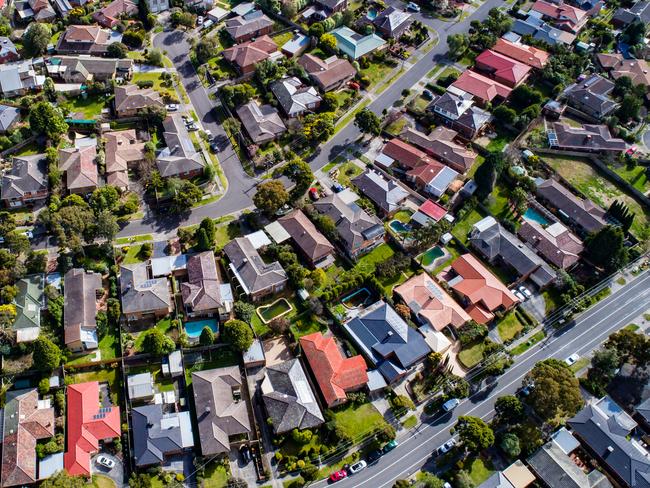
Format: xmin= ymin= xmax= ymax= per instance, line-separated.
xmin=185 ymin=319 xmax=218 ymax=338
xmin=523 ymin=208 xmax=550 ymax=226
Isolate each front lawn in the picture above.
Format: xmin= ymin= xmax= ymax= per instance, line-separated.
xmin=497 ymin=312 xmax=524 ymax=342
xmin=335 ymin=161 xmax=364 ymax=186
xmin=458 ymin=341 xmax=485 ymax=369
xmin=452 ymin=209 xmax=485 ymax=244
xmin=360 ymin=60 xmax=394 ymax=87
xmin=132 ymin=72 xmax=177 ymax=102
xmin=202 ymin=462 xmax=229 ymax=488
xmin=510 ymin=330 xmax=545 ymax=355
xmin=332 ymin=402 xmax=388 ymax=440
xmin=92 ymin=475 xmax=116 ymax=488
xmin=214 ymin=221 xmax=241 ymax=250
xmin=464 ymin=457 xmax=494 ymax=486
xmin=115 ymin=234 xmax=153 ymax=245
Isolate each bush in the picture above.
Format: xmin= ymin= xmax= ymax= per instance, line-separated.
xmin=457 ymin=321 xmax=488 ymax=345
xmin=38 ymin=377 xmax=50 ymax=394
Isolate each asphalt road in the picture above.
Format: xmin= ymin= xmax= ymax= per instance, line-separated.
xmin=314 ymin=270 xmax=650 ymax=488
xmin=113 ymin=0 xmax=504 ymax=238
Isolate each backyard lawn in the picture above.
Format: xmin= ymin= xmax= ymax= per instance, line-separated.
xmin=611 ymin=162 xmax=649 ymax=193
xmin=66 ymin=94 xmax=108 ymax=120
xmin=355 ymin=243 xmax=395 ymax=274
xmin=67 ymin=323 xmax=120 ymax=365
xmin=134 ymin=318 xmax=174 ymax=351
xmin=485 ymin=184 xmax=511 ymax=219
xmin=332 ymin=402 xmax=388 ymax=440
xmin=272 ymin=30 xmax=294 ymax=47
xmin=290 ymin=312 xmax=327 ymax=339
xmin=184 ymin=348 xmax=240 ymax=386
xmin=393 ymin=210 xmax=413 ymax=223
xmin=452 ymin=209 xmax=486 ymax=244
xmin=458 ymin=341 xmax=485 ymax=369
xmin=66 ymin=368 xmax=120 ymax=404
xmin=497 ymin=312 xmax=524 ymax=342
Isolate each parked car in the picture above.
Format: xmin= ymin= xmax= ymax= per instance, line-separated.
xmin=518 ymin=286 xmax=532 ymax=299
xmin=422 ymin=89 xmax=433 ymax=100
xmin=239 ymin=445 xmax=252 ymax=464
xmin=210 ymin=142 xmax=219 ymax=152
xmin=166 ymin=103 xmax=179 ymax=111
xmin=382 ymin=440 xmax=398 ymax=453
xmin=205 ymin=129 xmax=213 ymax=140
xmin=187 ymin=123 xmax=199 ymax=132
xmin=565 ymin=353 xmax=580 ymax=366
xmin=22 ymin=230 xmax=33 ymax=240
xmin=202 ymin=19 xmax=214 ymax=30
xmin=518 ymin=383 xmax=534 ymax=397
xmin=347 ymin=461 xmax=367 ymax=474
xmin=330 ymin=470 xmax=347 ymax=482
xmin=332 ymin=183 xmax=344 ymax=193
xmin=513 ymin=290 xmax=525 ymax=301
xmin=442 ymin=398 xmax=460 ymax=412
xmin=309 ymin=187 xmax=320 ymax=200
xmin=437 ymin=438 xmax=456 ymax=455
xmin=197 ymin=15 xmax=204 ymax=24
xmin=407 ymin=1 xmax=420 ymax=11
xmin=96 ymin=456 xmax=115 ymax=469
xmin=367 ymin=449 xmax=382 ymax=464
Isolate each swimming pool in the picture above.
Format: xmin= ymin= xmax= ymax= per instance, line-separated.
xmin=341 ymin=287 xmax=373 ymax=309
xmin=257 ymin=298 xmax=293 ymax=323
xmin=185 ymin=319 xmax=218 ymax=338
xmin=523 ymin=208 xmax=550 ymax=226
xmin=420 ymin=246 xmax=444 ymax=267
xmin=366 ymin=7 xmax=378 ymax=19
xmin=389 ymin=220 xmax=411 ymax=234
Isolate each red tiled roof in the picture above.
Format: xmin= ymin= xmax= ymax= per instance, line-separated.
xmin=474 ymin=49 xmax=532 ymax=86
xmin=451 ymin=70 xmax=512 ymax=103
xmin=222 ymin=35 xmax=277 ymax=70
xmin=493 ymin=38 xmax=549 ymax=69
xmin=418 ymin=199 xmax=447 ymax=221
xmin=531 ymin=0 xmax=588 ymax=30
xmin=407 ymin=161 xmax=446 ymax=187
xmin=64 ymin=382 xmax=120 ymax=477
xmin=382 ymin=138 xmax=433 ymax=169
xmin=300 ymin=332 xmax=368 ymax=407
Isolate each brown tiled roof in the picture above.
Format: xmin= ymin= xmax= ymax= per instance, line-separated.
xmin=518 ymin=221 xmax=583 ymax=269
xmin=58 ymin=146 xmax=98 ymax=191
xmin=450 ymin=70 xmax=512 ymax=103
xmin=64 ymin=268 xmax=102 ymax=346
xmin=382 ymin=138 xmax=435 ymax=169
xmin=298 ymin=53 xmax=356 ymax=90
xmin=597 ymin=53 xmax=650 ymax=87
xmin=222 ymin=35 xmax=277 ymax=70
xmin=181 ymin=252 xmax=226 ymax=312
xmin=278 ymin=209 xmax=334 ymax=262
xmin=114 ymin=84 xmax=163 ymax=114
xmin=402 ymin=127 xmax=477 ymax=172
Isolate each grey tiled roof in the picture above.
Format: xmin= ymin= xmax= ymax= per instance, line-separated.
xmin=120 ymin=262 xmax=172 ymax=315
xmin=261 ymin=359 xmax=324 ymax=434
xmin=373 ymin=6 xmax=412 ymax=36
xmin=351 ymin=170 xmax=409 ymax=214
xmin=181 ymin=252 xmax=229 ymax=312
xmin=63 ymin=268 xmax=102 ymax=347
xmin=0 ymin=105 xmax=20 ymax=132
xmin=156 ymin=115 xmax=204 ymax=177
xmin=563 ymin=74 xmax=618 ymax=119
xmin=536 ymin=179 xmax=606 ymax=234
xmin=225 ymin=10 xmax=273 ymax=39
xmin=1 ymin=154 xmax=47 ymax=201
xmin=224 ymin=237 xmax=287 ymax=295
xmin=132 ymin=405 xmax=194 ymax=466
xmin=236 ymin=101 xmax=286 ymax=144
xmin=271 ymin=77 xmax=322 ymax=117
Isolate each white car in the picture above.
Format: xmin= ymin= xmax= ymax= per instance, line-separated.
xmin=437 ymin=438 xmax=456 ymax=455
xmin=564 ymin=353 xmax=580 ymax=366
xmin=197 ymin=16 xmax=204 ymax=24
xmin=96 ymin=456 xmax=115 ymax=469
xmin=205 ymin=129 xmax=213 ymax=140
xmin=513 ymin=290 xmax=525 ymax=301
xmin=407 ymin=1 xmax=420 ymax=11
xmin=518 ymin=286 xmax=532 ymax=298
xmin=166 ymin=103 xmax=179 ymax=112
xmin=347 ymin=461 xmax=367 ymax=474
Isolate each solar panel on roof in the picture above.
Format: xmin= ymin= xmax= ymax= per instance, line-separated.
xmin=425 ymin=281 xmax=444 ymax=300
xmin=140 ymin=279 xmax=158 ymax=289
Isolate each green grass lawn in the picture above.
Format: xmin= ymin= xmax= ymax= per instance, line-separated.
xmin=92 ymin=475 xmax=116 ymax=488
xmin=214 ymin=221 xmax=241 ymax=250
xmin=432 ymin=240 xmax=462 ymax=275
xmin=458 ymin=341 xmax=485 ymax=369
xmin=452 ymin=209 xmax=485 ymax=244
xmin=66 ymin=94 xmax=108 ymax=120
xmin=541 ymin=287 xmax=562 ymax=314
xmin=115 ymin=234 xmax=153 ymax=245
xmin=134 ymin=318 xmax=173 ymax=351
xmin=465 ymin=458 xmax=494 ymax=486
xmin=272 ymin=30 xmax=294 ymax=47
xmin=410 ymin=95 xmax=430 ymax=112
xmin=15 ymin=141 xmax=42 ymax=156
xmin=611 ymin=162 xmax=649 ymax=193
xmin=497 ymin=312 xmax=524 ymax=342
xmin=402 ymin=415 xmax=417 ymax=429
xmin=570 ymin=357 xmax=590 ymax=374
xmin=290 ymin=312 xmax=327 ymax=339
xmin=66 ymin=368 xmax=120 ymax=404
xmin=393 ymin=210 xmax=413 ymax=223
xmin=184 ymin=348 xmax=240 ymax=386
xmin=485 ymin=184 xmax=512 ymax=219
xmin=332 ymin=402 xmax=388 ymax=440
xmin=202 ymin=463 xmax=229 ymax=488
xmin=67 ymin=323 xmax=120 ymax=365
xmin=625 ymin=323 xmax=640 ymax=332
xmin=122 ymin=244 xmax=147 ymax=264
xmin=385 ymin=117 xmax=408 ymax=136
xmin=355 ymin=243 xmax=395 ymax=274
xmin=360 ymin=61 xmax=394 ymax=87
xmin=335 ymin=161 xmax=364 ymax=186
xmin=132 ymin=72 xmax=177 ymax=101
xmin=510 ymin=330 xmax=545 ymax=355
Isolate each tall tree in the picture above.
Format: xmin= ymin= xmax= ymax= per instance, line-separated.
xmin=33 ymin=336 xmax=62 ymax=371
xmin=24 ymin=23 xmax=51 ymax=55
xmin=585 ymin=225 xmax=628 ymax=272
xmin=525 ymin=359 xmax=583 ymax=420
xmin=223 ymin=319 xmax=254 ymax=351
xmin=447 ymin=33 xmax=469 ymax=59
xmin=453 ymin=416 xmax=495 ymax=453
xmin=354 ymin=108 xmax=382 ymax=136
xmin=29 ymin=102 xmax=68 ymax=142
xmin=253 ymin=180 xmax=289 ymax=215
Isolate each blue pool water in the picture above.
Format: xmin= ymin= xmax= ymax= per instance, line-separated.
xmin=523 ymin=208 xmax=550 ymax=226
xmin=389 ymin=220 xmax=411 ymax=234
xmin=366 ymin=7 xmax=378 ymax=19
xmin=185 ymin=319 xmax=218 ymax=338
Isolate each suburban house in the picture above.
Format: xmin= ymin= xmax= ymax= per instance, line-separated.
xmin=300 ymin=332 xmax=368 ymax=408
xmin=92 ymin=0 xmax=138 ymax=27
xmin=58 ymin=146 xmax=98 ymax=195
xmin=132 ymin=405 xmax=194 ymax=467
xmin=395 ymin=273 xmax=471 ymax=332
xmin=277 ymin=209 xmax=336 ymax=268
xmin=411 ymin=199 xmax=447 ymax=226
xmin=512 ymin=15 xmax=577 ymax=45
xmin=344 ymin=301 xmax=431 ymax=383
xmin=271 ymin=77 xmax=322 ymax=117
xmin=313 ymin=193 xmax=385 ymax=259
xmin=427 ymin=91 xmax=492 ymax=140
xmin=181 ymin=251 xmax=233 ymax=320
xmin=474 ymin=49 xmax=532 ymax=87
xmin=330 ymin=26 xmax=386 ymax=59
xmin=562 ymin=74 xmax=618 ymax=120
xmin=64 ymin=382 xmax=121 ymax=476
xmin=17 ymin=0 xmax=56 ymax=21
xmin=222 ymin=36 xmax=279 ymax=76
xmin=225 ymin=10 xmax=274 ymax=43
xmin=402 ymin=127 xmax=478 ymax=173
xmin=0 ymin=60 xmax=44 ymax=98
xmin=470 ymin=216 xmax=557 ymax=289
xmin=46 ymin=56 xmax=134 ymax=84
xmin=0 ymin=105 xmax=21 ymax=133
xmin=127 ymin=372 xmax=155 ymax=403
xmin=261 ymin=359 xmax=325 ymax=434
xmin=120 ymin=262 xmax=173 ymax=322
xmin=372 ymin=6 xmax=413 ymax=38
xmin=0 ymin=37 xmax=19 ymax=64
xmin=56 ymin=25 xmax=114 ymax=55
xmin=479 ymin=461 xmax=536 ymax=488
xmin=547 ymin=122 xmax=626 ymax=154
xmin=236 ymin=100 xmax=286 ymax=144
xmin=351 ymin=170 xmax=409 ymax=216
xmin=0 ymin=388 xmax=56 ymax=487
xmin=444 ymin=254 xmax=520 ymax=324
xmin=612 ymin=1 xmax=650 ymax=28
xmin=281 ymin=33 xmax=310 ymax=58
xmin=530 ymin=0 xmax=589 ymax=33
xmin=13 ymin=275 xmax=44 ymax=343
xmin=568 ymin=396 xmax=650 ymax=488
xmin=192 ymin=367 xmax=252 ymax=455
xmin=114 ymin=84 xmax=164 ymax=118
xmin=314 ymin=0 xmax=347 ymax=14
xmin=596 ymin=53 xmax=650 ymax=88
xmin=536 ymin=178 xmax=607 ymax=235
xmin=1 ymin=154 xmax=48 ymax=208
xmin=104 ymin=130 xmax=147 ymax=190
xmin=156 ymin=115 xmax=205 ymax=179
xmin=380 ymin=138 xmax=435 ymax=170
xmin=224 ymin=235 xmax=288 ymax=302
xmin=491 ymin=37 xmax=549 ymax=69
xmin=518 ymin=221 xmax=583 ymax=269
xmin=406 ymin=160 xmax=458 ymax=198
xmin=298 ymin=54 xmax=356 ymax=92
xmin=449 ymin=69 xmax=512 ymax=105
xmin=64 ymin=268 xmax=103 ymax=353
xmin=527 ymin=430 xmax=613 ymax=488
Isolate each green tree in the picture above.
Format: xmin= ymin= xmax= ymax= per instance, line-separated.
xmin=194 ymin=37 xmax=218 ymax=64
xmin=145 ymin=48 xmax=164 ymax=67
xmin=493 ymin=105 xmax=516 ymax=125
xmin=309 ymin=22 xmax=324 ymax=38
xmin=199 ymin=326 xmax=215 ymax=346
xmin=0 ymin=211 xmax=16 ymax=238
xmin=29 ymin=102 xmax=68 ymax=142
xmin=199 ymin=217 xmax=216 ymax=243
xmin=128 ymin=473 xmax=153 ymax=488
xmin=253 ymin=180 xmax=289 ymax=215
xmin=606 ymin=328 xmax=648 ymax=366
xmin=90 ymin=185 xmax=120 ymax=213
xmin=33 ymin=336 xmax=62 ymax=371
xmin=223 ymin=319 xmax=254 ymax=351
xmin=95 ymin=209 xmax=119 ymax=242
xmin=26 ymin=250 xmax=48 ymax=274
xmin=5 ymin=231 xmax=29 ymax=255
xmin=453 ymin=416 xmax=494 ymax=453
xmin=417 ymin=473 xmax=445 ymax=488
xmin=140 ymin=327 xmax=176 ymax=355
xmin=303 ymin=112 xmax=335 ymax=142
xmin=354 ymin=108 xmax=382 ymax=136
xmin=24 ymin=23 xmax=51 ymax=55
xmin=38 ymin=377 xmax=50 ymax=394
xmin=107 ymin=42 xmax=129 ymax=58
xmin=234 ymin=301 xmax=255 ymax=323
xmin=494 ymin=395 xmax=524 ymax=425
xmin=525 ymin=358 xmax=583 ymax=420
xmin=447 ymin=33 xmax=469 ymax=59
xmin=196 ymin=228 xmax=211 ymax=251
xmin=281 ymin=0 xmax=298 ymax=18
xmin=172 ymin=180 xmax=203 ymax=211
xmin=320 ymin=32 xmax=338 ymax=51
xmin=585 ymin=225 xmax=628 ymax=272
xmin=283 ymin=157 xmax=314 ymax=198
xmin=40 ymin=471 xmax=87 ymax=488
xmin=474 ymin=151 xmax=505 ymax=201
xmin=500 ymin=433 xmax=521 ymax=458
xmin=510 ymin=187 xmax=528 ymax=215
xmin=454 ymin=469 xmax=475 ymax=488
xmin=323 ymin=92 xmax=340 ymax=111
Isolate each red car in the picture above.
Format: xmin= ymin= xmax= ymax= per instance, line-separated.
xmin=309 ymin=187 xmax=320 ymax=200
xmin=330 ymin=470 xmax=348 ymax=482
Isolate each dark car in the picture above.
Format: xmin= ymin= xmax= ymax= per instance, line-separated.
xmin=382 ymin=440 xmax=398 ymax=453
xmin=367 ymin=449 xmax=382 ymax=464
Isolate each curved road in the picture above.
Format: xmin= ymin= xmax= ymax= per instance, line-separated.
xmin=116 ymin=0 xmax=504 ymax=238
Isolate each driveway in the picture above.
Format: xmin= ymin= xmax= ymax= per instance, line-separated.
xmin=91 ymin=453 xmax=124 ymax=487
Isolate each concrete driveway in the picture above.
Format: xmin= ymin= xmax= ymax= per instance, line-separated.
xmin=91 ymin=453 xmax=124 ymax=487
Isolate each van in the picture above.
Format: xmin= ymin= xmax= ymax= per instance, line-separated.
xmin=442 ymin=398 xmax=460 ymax=412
